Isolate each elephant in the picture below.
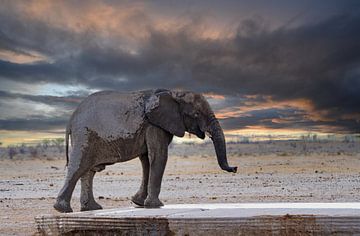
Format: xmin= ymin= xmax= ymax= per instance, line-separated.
xmin=53 ymin=89 xmax=237 ymax=213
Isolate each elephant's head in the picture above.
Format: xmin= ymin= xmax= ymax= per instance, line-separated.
xmin=145 ymin=89 xmax=237 ymax=173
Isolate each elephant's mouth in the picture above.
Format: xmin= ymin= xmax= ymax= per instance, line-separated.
xmin=195 ymin=129 xmax=205 ymax=139
xmin=191 ymin=124 xmax=205 ymax=139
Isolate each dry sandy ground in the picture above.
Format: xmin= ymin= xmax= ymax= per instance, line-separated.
xmin=1 ymin=142 xmax=360 ymax=235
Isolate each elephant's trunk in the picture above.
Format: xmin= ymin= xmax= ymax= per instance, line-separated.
xmin=208 ymin=116 xmax=237 ymax=173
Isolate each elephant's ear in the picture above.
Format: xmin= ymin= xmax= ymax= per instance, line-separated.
xmin=145 ymin=92 xmax=185 ymax=137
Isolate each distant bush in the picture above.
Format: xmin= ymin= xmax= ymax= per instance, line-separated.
xmin=51 ymin=138 xmax=65 ymax=152
xmin=301 ymin=133 xmax=319 ymax=143
xmin=343 ymin=135 xmax=355 ymax=143
xmin=8 ymin=147 xmax=17 ymax=159
xmin=1 ymin=138 xmax=66 ymax=160
xmin=29 ymin=146 xmax=38 ymax=158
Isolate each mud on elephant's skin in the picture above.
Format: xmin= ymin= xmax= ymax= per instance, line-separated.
xmin=54 ymin=89 xmax=237 ymax=213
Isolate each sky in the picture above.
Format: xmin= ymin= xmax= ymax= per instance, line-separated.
xmin=0 ymin=0 xmax=360 ymax=145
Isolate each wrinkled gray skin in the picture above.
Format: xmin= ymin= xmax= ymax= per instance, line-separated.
xmin=54 ymin=89 xmax=237 ymax=213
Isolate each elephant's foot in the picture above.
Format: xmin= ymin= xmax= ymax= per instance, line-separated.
xmin=81 ymin=200 xmax=103 ymax=211
xmin=144 ymin=196 xmax=164 ymax=208
xmin=131 ymin=193 xmax=147 ymax=207
xmin=54 ymin=199 xmax=73 ymax=213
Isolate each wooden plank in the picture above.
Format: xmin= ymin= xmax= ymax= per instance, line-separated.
xmin=35 ymin=203 xmax=360 ymax=235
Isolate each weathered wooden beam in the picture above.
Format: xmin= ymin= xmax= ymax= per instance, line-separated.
xmin=35 ymin=203 xmax=360 ymax=235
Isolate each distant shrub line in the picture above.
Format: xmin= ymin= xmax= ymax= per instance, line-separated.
xmin=0 ymin=138 xmax=65 ymax=160
xmin=0 ymin=135 xmax=359 ymax=160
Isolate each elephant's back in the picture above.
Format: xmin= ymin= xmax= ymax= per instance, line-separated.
xmin=71 ymin=91 xmax=147 ymax=141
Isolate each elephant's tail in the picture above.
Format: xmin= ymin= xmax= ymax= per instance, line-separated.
xmin=65 ymin=123 xmax=71 ymax=167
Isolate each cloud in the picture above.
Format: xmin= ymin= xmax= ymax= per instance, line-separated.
xmin=0 ymin=1 xmax=359 ymax=134
xmin=0 ymin=90 xmax=82 ymax=110
xmin=0 ymin=117 xmax=66 ymax=131
xmin=0 ymin=91 xmax=82 ymax=131
xmin=220 ymin=108 xmax=360 ymax=133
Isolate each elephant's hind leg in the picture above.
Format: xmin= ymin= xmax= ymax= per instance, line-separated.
xmin=80 ymin=168 xmax=103 ymax=211
xmin=131 ymin=153 xmax=149 ymax=207
xmin=54 ymin=147 xmax=91 ymax=213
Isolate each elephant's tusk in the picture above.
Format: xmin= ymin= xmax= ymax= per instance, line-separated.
xmin=205 ymin=131 xmax=213 ymax=138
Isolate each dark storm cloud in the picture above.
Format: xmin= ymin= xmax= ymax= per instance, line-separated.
xmin=0 ymin=90 xmax=82 ymax=110
xmin=243 ymin=14 xmax=360 ymax=115
xmin=0 ymin=3 xmax=82 ymax=56
xmin=220 ymin=108 xmax=360 ymax=133
xmin=0 ymin=60 xmax=74 ymax=83
xmin=0 ymin=117 xmax=67 ymax=131
xmin=220 ymin=108 xmax=306 ymax=130
xmin=0 ymin=1 xmax=359 ymax=133
xmin=188 ymin=13 xmax=360 ymax=117
xmin=0 ymin=91 xmax=83 ymax=132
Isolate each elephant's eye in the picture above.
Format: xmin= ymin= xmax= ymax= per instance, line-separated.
xmin=194 ymin=112 xmax=199 ymax=118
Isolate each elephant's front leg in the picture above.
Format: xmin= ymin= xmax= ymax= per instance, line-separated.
xmin=80 ymin=169 xmax=103 ymax=211
xmin=144 ymin=126 xmax=171 ymax=208
xmin=131 ymin=153 xmax=150 ymax=206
